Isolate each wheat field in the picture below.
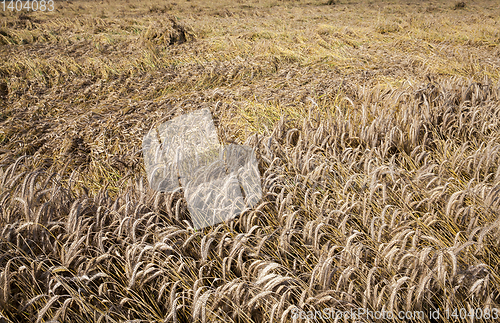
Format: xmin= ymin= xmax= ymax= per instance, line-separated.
xmin=1 ymin=0 xmax=500 ymax=322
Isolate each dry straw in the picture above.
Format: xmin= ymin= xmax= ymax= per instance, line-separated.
xmin=1 ymin=0 xmax=500 ymax=322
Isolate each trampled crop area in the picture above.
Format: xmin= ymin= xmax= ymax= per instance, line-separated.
xmin=1 ymin=0 xmax=500 ymax=322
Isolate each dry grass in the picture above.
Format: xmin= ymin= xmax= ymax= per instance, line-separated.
xmin=1 ymin=0 xmax=500 ymax=322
